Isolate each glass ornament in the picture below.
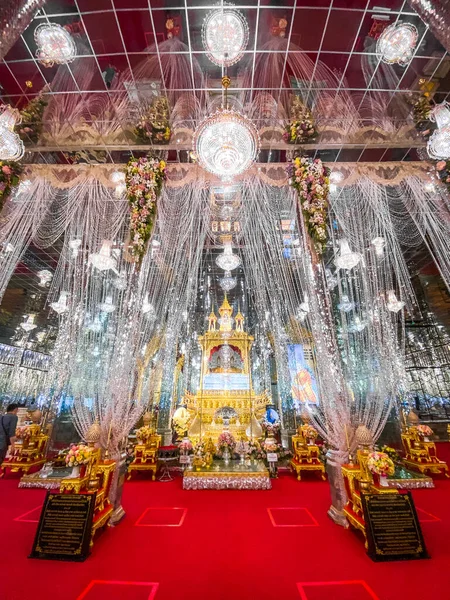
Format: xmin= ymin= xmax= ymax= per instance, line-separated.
xmin=219 ymin=271 xmax=237 ymax=292
xmin=37 ymin=269 xmax=53 ymax=287
xmin=98 ymin=295 xmax=116 ymax=313
xmin=216 ymin=245 xmax=241 ymax=271
xmin=371 ymin=237 xmax=385 ymax=257
xmin=202 ymin=6 xmax=249 ymax=67
xmin=325 ymin=268 xmax=338 ymax=290
xmin=50 ymin=291 xmax=69 ymax=314
xmin=337 ymin=294 xmax=355 ymax=312
xmin=193 ymin=109 xmax=259 ymax=181
xmin=348 ymin=316 xmax=367 ymax=333
xmin=89 ymin=240 xmax=116 ymax=272
xmin=20 ymin=314 xmax=37 ymax=332
xmin=386 ymin=290 xmax=405 ymax=313
xmin=427 ymin=103 xmax=450 ymax=160
xmin=86 ymin=315 xmax=103 ymax=333
xmin=0 ymin=104 xmax=24 ymax=161
xmin=34 ymin=23 xmax=76 ymax=67
xmin=334 ymin=239 xmax=361 ymax=270
xmin=376 ymin=22 xmax=418 ymax=67
xmin=69 ymin=238 xmax=82 ymax=258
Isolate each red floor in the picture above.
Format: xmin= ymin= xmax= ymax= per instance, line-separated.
xmin=2 ymin=451 xmax=450 ymax=600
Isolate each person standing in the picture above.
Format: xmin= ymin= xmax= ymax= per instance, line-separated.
xmin=0 ymin=403 xmax=19 ymax=467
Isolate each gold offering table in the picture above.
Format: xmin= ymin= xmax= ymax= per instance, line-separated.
xmin=289 ymin=426 xmax=326 ymax=481
xmin=183 ymin=459 xmax=271 ymax=490
xmin=401 ymin=426 xmax=449 ymax=478
xmin=0 ymin=423 xmax=49 ymax=477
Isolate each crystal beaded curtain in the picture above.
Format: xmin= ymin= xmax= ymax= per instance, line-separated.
xmin=407 ymin=0 xmax=450 ymax=53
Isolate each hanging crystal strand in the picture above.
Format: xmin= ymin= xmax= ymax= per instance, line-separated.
xmin=0 ymin=0 xmax=47 ymax=60
xmin=407 ymin=0 xmax=450 ymax=53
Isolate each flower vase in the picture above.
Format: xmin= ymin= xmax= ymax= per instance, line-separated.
xmin=70 ymin=465 xmax=80 ymax=478
xmin=223 ymin=447 xmax=230 ymax=465
xmin=379 ymin=475 xmax=388 ymax=487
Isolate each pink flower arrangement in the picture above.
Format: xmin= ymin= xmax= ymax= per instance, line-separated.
xmin=415 ymin=424 xmax=433 ymax=437
xmin=178 ymin=439 xmax=193 ymax=453
xmin=125 ymin=156 xmax=166 ymax=264
xmin=217 ymin=431 xmax=236 ymax=454
xmin=367 ymin=451 xmax=395 ymax=477
xmin=0 ymin=160 xmax=23 ymax=211
xmin=286 ymin=156 xmax=330 ymax=255
xmin=65 ymin=443 xmax=92 ymax=467
xmin=261 ymin=419 xmax=280 ymax=435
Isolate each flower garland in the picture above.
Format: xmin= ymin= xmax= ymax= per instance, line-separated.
xmin=217 ymin=431 xmax=236 ymax=455
xmin=0 ymin=161 xmax=23 ymax=212
xmin=367 ymin=451 xmax=395 ymax=477
xmin=287 ymin=156 xmax=330 ymax=255
xmin=284 ymin=96 xmax=317 ymax=144
xmin=65 ymin=443 xmax=92 ymax=467
xmin=134 ymin=97 xmax=171 ymax=144
xmin=18 ymin=94 xmax=47 ymax=144
xmin=415 ymin=424 xmax=433 ymax=437
xmin=125 ymin=155 xmax=166 ymax=263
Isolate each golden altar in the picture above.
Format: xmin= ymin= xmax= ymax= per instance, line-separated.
xmin=185 ymin=295 xmax=267 ymax=441
xmin=0 ymin=422 xmax=49 ymax=478
xmin=401 ymin=426 xmax=449 ymax=478
xmin=290 ymin=425 xmax=326 ymax=481
xmin=127 ymin=428 xmax=161 ymax=480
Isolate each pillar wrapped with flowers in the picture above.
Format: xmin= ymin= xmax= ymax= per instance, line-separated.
xmin=125 ymin=155 xmax=166 ymax=265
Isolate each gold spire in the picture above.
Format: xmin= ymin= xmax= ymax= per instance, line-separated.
xmin=218 ymin=293 xmax=233 ymax=317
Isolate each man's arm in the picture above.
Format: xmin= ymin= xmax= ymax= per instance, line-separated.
xmin=8 ymin=415 xmax=18 ymax=451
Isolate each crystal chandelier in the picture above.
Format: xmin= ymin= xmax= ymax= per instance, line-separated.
xmin=371 ymin=237 xmax=385 ymax=257
xmin=216 ymin=245 xmax=241 ymax=271
xmin=427 ymin=102 xmax=450 ymax=160
xmin=34 ymin=23 xmax=77 ymax=67
xmin=98 ymin=295 xmax=116 ymax=313
xmin=193 ymin=77 xmax=259 ymax=181
xmin=337 ymin=294 xmax=355 ymax=312
xmin=20 ymin=314 xmax=37 ymax=332
xmin=376 ymin=22 xmax=418 ymax=67
xmin=202 ymin=5 xmax=249 ymax=67
xmin=0 ymin=104 xmax=24 ymax=161
xmin=89 ymin=240 xmax=116 ymax=272
xmin=37 ymin=269 xmax=53 ymax=287
xmin=219 ymin=271 xmax=237 ymax=292
xmin=50 ymin=291 xmax=69 ymax=314
xmin=386 ymin=290 xmax=405 ymax=313
xmin=334 ymin=239 xmax=361 ymax=270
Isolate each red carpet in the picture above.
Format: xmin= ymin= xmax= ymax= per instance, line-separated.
xmin=2 ymin=447 xmax=450 ymax=600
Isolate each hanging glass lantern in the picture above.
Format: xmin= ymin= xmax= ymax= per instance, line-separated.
xmin=50 ymin=291 xmax=69 ymax=314
xmin=0 ymin=104 xmax=24 ymax=161
xmin=89 ymin=240 xmax=116 ymax=272
xmin=348 ymin=316 xmax=367 ymax=333
xmin=98 ymin=295 xmax=116 ymax=313
xmin=219 ymin=271 xmax=237 ymax=292
xmin=34 ymin=23 xmax=77 ymax=67
xmin=69 ymin=238 xmax=82 ymax=258
xmin=427 ymin=102 xmax=450 ymax=160
xmin=334 ymin=239 xmax=361 ymax=270
xmin=371 ymin=237 xmax=385 ymax=257
xmin=376 ymin=22 xmax=418 ymax=67
xmin=337 ymin=294 xmax=355 ymax=312
xmin=37 ymin=269 xmax=53 ymax=287
xmin=20 ymin=314 xmax=37 ymax=332
xmin=386 ymin=290 xmax=405 ymax=313
xmin=325 ymin=268 xmax=338 ymax=290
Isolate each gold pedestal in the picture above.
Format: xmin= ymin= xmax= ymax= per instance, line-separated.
xmin=401 ymin=428 xmax=449 ymax=478
xmin=127 ymin=432 xmax=161 ymax=480
xmin=0 ymin=424 xmax=49 ymax=478
xmin=289 ymin=428 xmax=326 ymax=481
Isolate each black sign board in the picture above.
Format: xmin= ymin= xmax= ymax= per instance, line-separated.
xmin=30 ymin=492 xmax=96 ymax=562
xmin=361 ymin=492 xmax=429 ymax=562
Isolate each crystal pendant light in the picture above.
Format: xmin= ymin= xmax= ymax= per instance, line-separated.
xmin=50 ymin=291 xmax=69 ymax=314
xmin=334 ymin=239 xmax=361 ymax=270
xmin=193 ymin=76 xmax=259 ymax=181
xmin=219 ymin=271 xmax=237 ymax=292
xmin=376 ymin=22 xmax=418 ymax=67
xmin=37 ymin=269 xmax=53 ymax=287
xmin=216 ymin=245 xmax=241 ymax=271
xmin=0 ymin=105 xmax=24 ymax=161
xmin=21 ymin=314 xmax=37 ymax=332
xmin=386 ymin=290 xmax=405 ymax=313
xmin=98 ymin=295 xmax=116 ymax=313
xmin=371 ymin=237 xmax=385 ymax=257
xmin=89 ymin=240 xmax=116 ymax=272
xmin=87 ymin=315 xmax=103 ymax=333
xmin=348 ymin=316 xmax=366 ymax=333
xmin=337 ymin=294 xmax=355 ymax=312
xmin=34 ymin=23 xmax=77 ymax=67
xmin=202 ymin=5 xmax=249 ymax=67
xmin=427 ymin=102 xmax=450 ymax=160
xmin=69 ymin=238 xmax=82 ymax=258
xmin=325 ymin=268 xmax=338 ymax=290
